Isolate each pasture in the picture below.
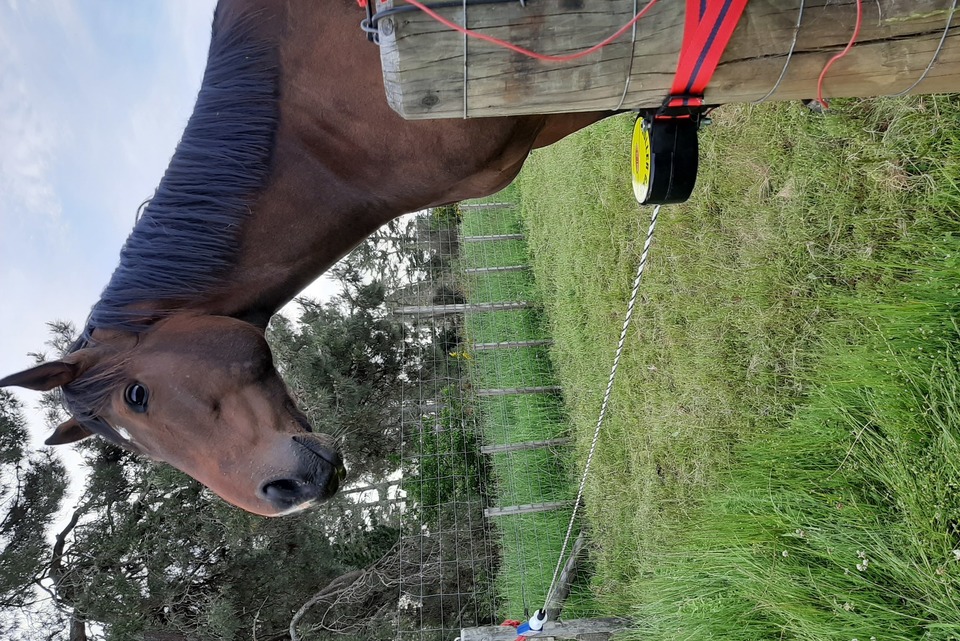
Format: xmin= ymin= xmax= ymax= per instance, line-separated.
xmin=458 ymin=200 xmax=586 ymax=619
xmin=497 ymin=96 xmax=960 ymax=639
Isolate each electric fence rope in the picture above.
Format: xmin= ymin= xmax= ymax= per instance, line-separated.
xmin=543 ymin=204 xmax=661 ymax=613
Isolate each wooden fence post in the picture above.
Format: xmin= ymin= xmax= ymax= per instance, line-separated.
xmin=379 ymin=0 xmax=960 ymax=118
xmin=546 ymin=533 xmax=588 ymax=621
xmin=462 ymin=234 xmax=526 ymax=243
xmin=479 ymin=438 xmax=571 ymax=454
xmin=483 ymin=502 xmax=574 ymax=518
xmin=393 ymin=302 xmax=530 ymax=316
xmin=471 ymin=340 xmax=553 ymax=351
xmin=459 ymin=202 xmax=516 ymax=210
xmin=463 ymin=265 xmax=530 ymax=274
xmin=475 ymin=386 xmax=561 ymax=396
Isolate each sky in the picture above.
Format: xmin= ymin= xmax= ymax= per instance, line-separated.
xmin=0 ymin=1 xmax=335 ymax=447
xmin=0 ymin=3 xmax=219 ymax=632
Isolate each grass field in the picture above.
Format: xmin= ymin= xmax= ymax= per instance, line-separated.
xmin=457 ymin=200 xmax=588 ymax=619
xmin=512 ymin=97 xmax=960 ymax=639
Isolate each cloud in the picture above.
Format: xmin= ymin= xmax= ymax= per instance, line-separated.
xmin=0 ymin=6 xmax=69 ymax=252
xmin=0 ymin=16 xmax=220 ymax=632
xmin=0 ymin=1 xmax=216 ymax=440
xmin=165 ymin=0 xmax=217 ymax=74
xmin=0 ymin=78 xmax=64 ymax=236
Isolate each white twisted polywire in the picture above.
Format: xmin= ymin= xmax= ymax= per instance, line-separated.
xmin=544 ymin=203 xmax=661 ymax=612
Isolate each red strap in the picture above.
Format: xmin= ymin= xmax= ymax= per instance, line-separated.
xmin=667 ymin=0 xmax=749 ymax=109
xmin=681 ymin=0 xmax=706 ymax=55
xmin=501 ymin=620 xmax=525 ymax=641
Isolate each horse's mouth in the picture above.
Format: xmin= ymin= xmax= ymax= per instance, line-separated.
xmin=284 ymin=400 xmax=347 ymax=496
xmin=292 ymin=433 xmax=347 ymax=488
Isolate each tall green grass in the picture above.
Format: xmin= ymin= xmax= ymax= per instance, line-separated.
xmin=516 ymin=96 xmax=960 ymax=638
xmin=632 ymin=264 xmax=960 ymax=640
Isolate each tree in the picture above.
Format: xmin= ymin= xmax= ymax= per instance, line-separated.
xmin=0 ymin=207 xmax=479 ymax=639
xmin=47 ymin=456 xmax=389 ymax=641
xmin=0 ymin=322 xmax=394 ymax=640
xmin=329 ymin=216 xmax=427 ymax=296
xmin=0 ymin=311 xmax=409 ymax=640
xmin=0 ymin=389 xmax=68 ymax=636
xmin=268 ymin=282 xmax=417 ymax=481
xmin=289 ymin=507 xmax=496 ymax=641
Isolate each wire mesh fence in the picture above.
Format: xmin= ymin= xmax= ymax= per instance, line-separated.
xmin=392 ymin=195 xmax=592 ymax=641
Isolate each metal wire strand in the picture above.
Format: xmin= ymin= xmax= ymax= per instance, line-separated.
xmin=615 ymin=0 xmax=641 ymax=111
xmin=544 ymin=204 xmax=661 ymax=612
xmin=463 ymin=0 xmax=469 ymax=118
xmin=892 ymin=0 xmax=958 ymax=97
xmin=752 ymin=0 xmax=804 ymax=105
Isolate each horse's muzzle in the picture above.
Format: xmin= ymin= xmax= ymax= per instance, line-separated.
xmin=259 ymin=434 xmax=346 ymax=512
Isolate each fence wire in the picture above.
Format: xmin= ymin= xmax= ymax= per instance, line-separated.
xmin=393 ymin=196 xmax=593 ymax=641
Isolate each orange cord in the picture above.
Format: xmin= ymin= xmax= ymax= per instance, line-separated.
xmin=816 ymin=0 xmax=863 ymax=108
xmin=401 ymin=0 xmax=661 ymax=63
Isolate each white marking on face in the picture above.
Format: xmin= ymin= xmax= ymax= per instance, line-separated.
xmin=273 ymin=500 xmax=316 ymax=517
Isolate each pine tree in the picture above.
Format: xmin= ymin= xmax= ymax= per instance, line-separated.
xmin=0 ymin=389 xmax=68 ymax=635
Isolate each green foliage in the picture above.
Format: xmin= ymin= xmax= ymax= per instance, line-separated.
xmin=268 ymin=281 xmax=412 ymax=479
xmin=430 ymin=203 xmax=461 ymax=228
xmin=402 ymin=386 xmax=485 ymax=523
xmin=0 ymin=389 xmax=67 ymax=621
xmin=37 ymin=217 xmax=460 ymax=640
xmin=0 ymin=391 xmax=27 ymax=464
xmin=199 ymin=590 xmax=242 ymax=641
xmin=0 ymin=267 xmax=414 ymax=640
xmin=330 ymin=215 xmax=428 ymax=294
xmin=55 ymin=455 xmax=361 ymax=640
xmin=456 ymin=201 xmax=593 ymax=619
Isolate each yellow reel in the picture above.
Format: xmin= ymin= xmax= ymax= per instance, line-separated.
xmin=631 ymin=115 xmax=699 ymax=205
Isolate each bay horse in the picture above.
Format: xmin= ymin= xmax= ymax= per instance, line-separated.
xmin=0 ymin=0 xmax=609 ymax=516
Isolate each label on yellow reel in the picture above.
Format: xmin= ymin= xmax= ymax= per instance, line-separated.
xmin=631 ymin=117 xmax=653 ymax=204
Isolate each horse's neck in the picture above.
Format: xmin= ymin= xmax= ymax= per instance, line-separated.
xmin=198 ymin=0 xmax=546 ymax=325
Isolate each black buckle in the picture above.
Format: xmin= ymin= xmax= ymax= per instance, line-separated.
xmin=656 ymin=94 xmax=705 ymax=121
xmin=360 ymin=0 xmax=379 ymax=43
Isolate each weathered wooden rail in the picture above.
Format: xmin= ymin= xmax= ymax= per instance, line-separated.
xmin=376 ymin=0 xmax=960 ymax=119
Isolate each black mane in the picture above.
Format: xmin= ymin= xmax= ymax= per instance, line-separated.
xmin=63 ymin=12 xmax=279 ymax=428
xmin=88 ymin=13 xmax=279 ymax=332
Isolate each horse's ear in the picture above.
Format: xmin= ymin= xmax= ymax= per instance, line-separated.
xmin=0 ymin=360 xmax=82 ymax=391
xmin=45 ymin=417 xmax=94 ymax=446
xmin=0 ymin=349 xmax=98 ymax=392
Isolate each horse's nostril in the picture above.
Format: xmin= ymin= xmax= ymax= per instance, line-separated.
xmin=260 ymin=478 xmax=319 ymax=506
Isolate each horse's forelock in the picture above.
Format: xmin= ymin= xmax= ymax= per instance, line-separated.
xmin=60 ymin=334 xmax=131 ymax=443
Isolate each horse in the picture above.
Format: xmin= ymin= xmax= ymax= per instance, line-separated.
xmin=0 ymin=0 xmax=610 ymax=517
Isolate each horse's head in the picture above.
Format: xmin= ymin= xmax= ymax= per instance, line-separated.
xmin=0 ymin=315 xmax=345 ymax=516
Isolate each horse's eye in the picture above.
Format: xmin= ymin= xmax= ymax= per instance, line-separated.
xmin=124 ymin=383 xmax=149 ymax=413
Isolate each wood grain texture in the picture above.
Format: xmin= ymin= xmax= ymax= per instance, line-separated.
xmin=377 ymin=0 xmax=960 ymax=118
